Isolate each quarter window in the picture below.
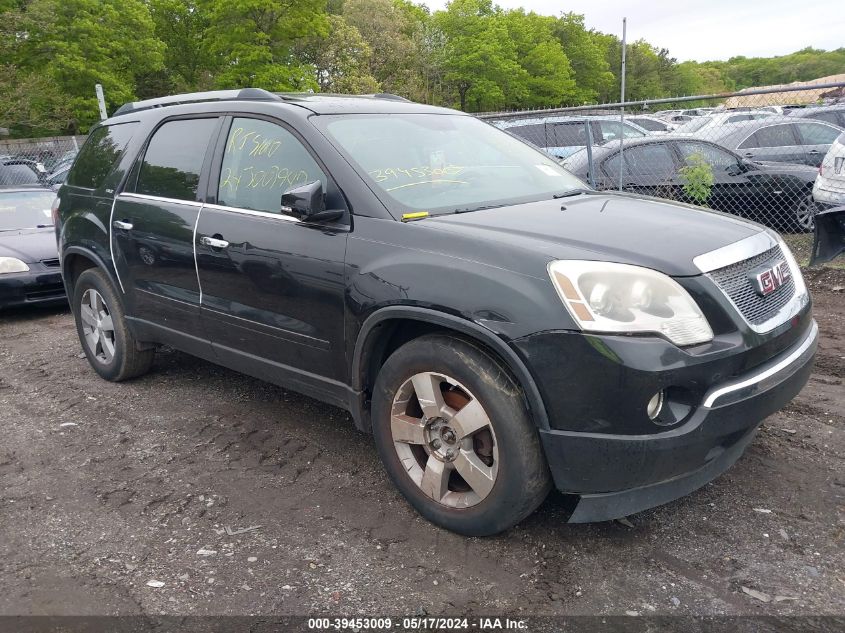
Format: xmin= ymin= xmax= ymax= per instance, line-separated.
xmin=739 ymin=124 xmax=798 ymax=149
xmin=135 ymin=118 xmax=218 ymax=201
xmin=217 ymin=118 xmax=327 ymax=214
xmin=506 ymin=124 xmax=547 ymax=147
xmin=67 ymin=122 xmax=137 ymax=189
xmin=795 ymin=121 xmax=841 ymax=145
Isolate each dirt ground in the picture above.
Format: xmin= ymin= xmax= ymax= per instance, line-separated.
xmin=0 ymin=268 xmax=843 ymax=623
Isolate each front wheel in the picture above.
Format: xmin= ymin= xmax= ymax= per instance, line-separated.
xmin=793 ymin=193 xmax=817 ymax=233
xmin=371 ymin=335 xmax=551 ymax=536
xmin=72 ymin=268 xmax=155 ymax=382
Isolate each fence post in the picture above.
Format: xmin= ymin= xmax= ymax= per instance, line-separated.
xmin=585 ymin=121 xmax=596 ymax=188
xmin=618 ymin=17 xmax=627 ymax=192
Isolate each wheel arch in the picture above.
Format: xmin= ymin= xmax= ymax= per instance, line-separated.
xmin=61 ymin=247 xmax=114 ymax=298
xmin=352 ymin=307 xmax=550 ymax=433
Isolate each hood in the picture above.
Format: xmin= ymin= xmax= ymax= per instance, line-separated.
xmin=0 ymin=227 xmax=58 ymax=263
xmin=426 ymin=192 xmax=762 ymax=277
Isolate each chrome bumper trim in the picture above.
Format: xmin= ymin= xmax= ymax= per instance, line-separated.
xmin=702 ymin=320 xmax=818 ymax=408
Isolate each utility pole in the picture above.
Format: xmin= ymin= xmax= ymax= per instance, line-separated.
xmin=95 ymin=84 xmax=108 ymax=121
xmin=618 ymin=17 xmax=627 ymax=191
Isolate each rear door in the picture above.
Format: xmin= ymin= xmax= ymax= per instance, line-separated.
xmin=736 ymin=123 xmax=805 ymax=164
xmin=794 ymin=121 xmax=842 ymax=167
xmin=111 ymin=116 xmax=221 ymax=335
xmin=195 ymin=115 xmax=350 ymax=395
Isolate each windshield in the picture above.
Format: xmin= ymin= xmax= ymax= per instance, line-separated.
xmin=319 ymin=114 xmax=585 ymax=216
xmin=0 ymin=191 xmax=56 ymax=231
xmin=675 ymin=116 xmax=713 ymax=134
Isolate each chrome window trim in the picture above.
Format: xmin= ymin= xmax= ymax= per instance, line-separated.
xmin=692 ymin=232 xmax=777 ymax=273
xmin=119 ymin=192 xmax=203 ymax=208
xmin=702 ymin=320 xmax=818 ymax=408
xmin=202 ymin=203 xmax=302 ymax=223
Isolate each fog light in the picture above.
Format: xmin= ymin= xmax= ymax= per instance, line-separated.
xmin=647 ymin=390 xmax=665 ymax=420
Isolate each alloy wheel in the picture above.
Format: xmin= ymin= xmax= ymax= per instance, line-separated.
xmin=79 ymin=288 xmax=116 ymax=364
xmin=390 ymin=372 xmax=498 ymax=508
xmin=795 ymin=195 xmax=816 ymax=231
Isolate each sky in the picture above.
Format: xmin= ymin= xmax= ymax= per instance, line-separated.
xmin=422 ymin=0 xmax=845 ymax=63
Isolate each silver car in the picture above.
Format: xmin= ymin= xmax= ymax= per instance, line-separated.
xmin=701 ymin=116 xmax=843 ymax=167
xmin=814 ymin=131 xmax=845 ymax=208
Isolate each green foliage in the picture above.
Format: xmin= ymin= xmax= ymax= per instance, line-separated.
xmin=0 ymin=0 xmax=841 ymax=137
xmin=679 ymin=153 xmax=715 ymax=205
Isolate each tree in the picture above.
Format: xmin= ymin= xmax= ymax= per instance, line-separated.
xmin=199 ymin=0 xmax=328 ymax=91
xmin=8 ymin=0 xmax=164 ymax=130
xmin=552 ymin=13 xmax=614 ymax=104
xmin=297 ymin=15 xmax=380 ymax=93
xmin=149 ymin=0 xmax=215 ymax=91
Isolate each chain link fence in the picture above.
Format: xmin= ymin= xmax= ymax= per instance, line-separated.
xmin=478 ymin=83 xmax=845 ymax=238
xmin=0 ymin=135 xmax=85 ymax=188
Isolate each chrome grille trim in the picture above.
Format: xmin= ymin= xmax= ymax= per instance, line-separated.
xmin=692 ymin=231 xmax=777 ymax=273
xmin=708 ymin=246 xmax=795 ymax=325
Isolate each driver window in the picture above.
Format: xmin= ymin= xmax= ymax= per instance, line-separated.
xmin=217 ymin=118 xmax=327 ymax=214
xmin=677 ymin=142 xmax=737 ymax=170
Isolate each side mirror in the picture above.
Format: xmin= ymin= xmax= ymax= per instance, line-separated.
xmin=281 ymin=181 xmax=343 ymax=223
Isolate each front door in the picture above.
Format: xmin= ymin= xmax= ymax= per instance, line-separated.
xmin=195 ymin=116 xmax=349 ymax=401
xmin=736 ymin=123 xmax=806 ymax=164
xmin=111 ymin=116 xmax=221 ymax=334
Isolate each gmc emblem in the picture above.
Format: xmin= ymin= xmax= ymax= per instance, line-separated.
xmin=750 ymin=260 xmax=790 ymax=296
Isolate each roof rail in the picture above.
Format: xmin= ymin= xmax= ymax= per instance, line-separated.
xmin=112 ymin=88 xmax=284 ymax=117
xmin=372 ymin=93 xmax=410 ymax=102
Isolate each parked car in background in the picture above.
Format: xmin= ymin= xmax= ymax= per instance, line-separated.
xmin=0 ymin=186 xmax=66 ymax=309
xmin=786 ymin=104 xmax=845 ymax=128
xmin=0 ymin=159 xmax=45 ymax=186
xmin=626 ymin=116 xmax=676 ymax=134
xmin=56 ymin=89 xmax=817 ymax=535
xmin=703 ymin=116 xmax=843 ymax=167
xmin=562 ymin=136 xmax=819 ymax=231
xmin=813 ymin=131 xmax=845 ymax=209
xmin=46 ymin=164 xmax=71 ymax=189
xmin=674 ymin=111 xmax=775 ymax=136
xmin=495 ymin=115 xmax=648 ymax=159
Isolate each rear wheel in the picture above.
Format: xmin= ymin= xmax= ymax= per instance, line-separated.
xmin=371 ymin=335 xmax=551 ymax=536
xmin=73 ymin=268 xmax=154 ymax=381
xmin=794 ymin=193 xmax=817 ymax=233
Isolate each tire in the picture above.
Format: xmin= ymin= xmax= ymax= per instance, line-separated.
xmin=72 ymin=268 xmax=155 ymax=382
xmin=793 ymin=193 xmax=817 ymax=233
xmin=371 ymin=334 xmax=551 ymax=536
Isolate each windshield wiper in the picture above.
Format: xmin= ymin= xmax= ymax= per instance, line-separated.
xmin=552 ymin=188 xmax=592 ymax=199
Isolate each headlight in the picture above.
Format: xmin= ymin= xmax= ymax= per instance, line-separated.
xmin=0 ymin=257 xmax=30 ymax=274
xmin=548 ymin=260 xmax=714 ymax=346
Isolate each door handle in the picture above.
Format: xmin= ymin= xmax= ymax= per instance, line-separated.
xmin=112 ymin=220 xmax=133 ymax=230
xmin=807 ymin=149 xmax=821 ymax=154
xmin=200 ymin=236 xmax=229 ymax=249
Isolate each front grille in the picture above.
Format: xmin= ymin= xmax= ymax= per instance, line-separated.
xmin=41 ymin=258 xmax=60 ymax=268
xmin=25 ymin=283 xmax=66 ymax=301
xmin=708 ymin=246 xmax=795 ymax=326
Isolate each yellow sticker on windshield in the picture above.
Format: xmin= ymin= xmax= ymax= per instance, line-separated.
xmin=401 ymin=211 xmax=429 ymax=222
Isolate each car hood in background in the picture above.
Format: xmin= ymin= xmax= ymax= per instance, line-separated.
xmin=0 ymin=228 xmax=58 ymax=263
xmin=427 ymin=193 xmax=762 ymax=277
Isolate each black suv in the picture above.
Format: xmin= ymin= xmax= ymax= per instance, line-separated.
xmin=56 ymin=89 xmax=817 ymax=536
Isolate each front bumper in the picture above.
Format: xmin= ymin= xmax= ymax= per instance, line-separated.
xmin=0 ymin=267 xmax=67 ymax=309
xmin=518 ymin=319 xmax=817 ymax=523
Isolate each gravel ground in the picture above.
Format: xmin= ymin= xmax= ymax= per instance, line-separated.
xmin=0 ymin=268 xmax=843 ymax=622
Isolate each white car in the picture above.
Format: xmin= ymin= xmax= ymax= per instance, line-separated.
xmin=813 ymin=131 xmax=845 ymax=208
xmin=674 ymin=110 xmax=775 ymax=136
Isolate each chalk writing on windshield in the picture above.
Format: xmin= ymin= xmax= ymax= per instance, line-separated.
xmin=368 ymin=164 xmax=466 ymax=183
xmin=226 ymin=127 xmax=283 ymax=158
xmin=220 ymin=166 xmax=309 ymax=195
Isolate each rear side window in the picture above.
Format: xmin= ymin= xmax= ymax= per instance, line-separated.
xmin=506 ymin=124 xmax=547 ymax=147
xmin=134 ymin=118 xmax=218 ymax=201
xmin=795 ymin=121 xmax=840 ymax=145
xmin=805 ymin=111 xmax=841 ymax=126
xmin=549 ymin=122 xmax=592 ymax=147
xmin=603 ymin=143 xmax=676 ymax=180
xmin=67 ymin=122 xmax=137 ymax=189
xmin=630 ymin=118 xmax=666 ymax=132
xmin=739 ymin=124 xmax=798 ymax=149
